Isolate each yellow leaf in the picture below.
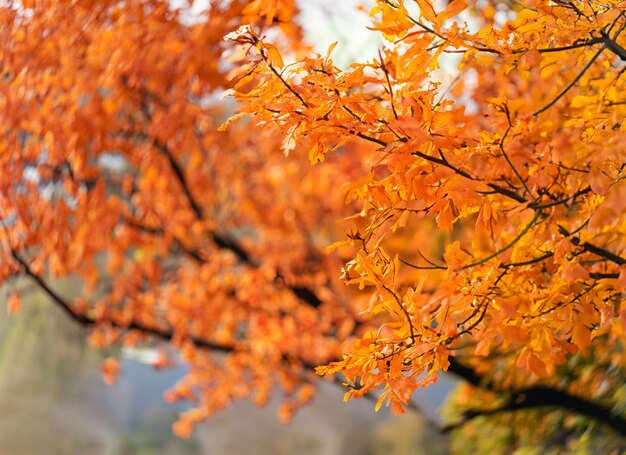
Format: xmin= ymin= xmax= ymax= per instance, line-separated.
xmin=326 ymin=41 xmax=338 ymax=61
xmin=374 ymin=393 xmax=385 ymax=412
xmin=265 ymin=43 xmax=284 ymax=68
xmin=315 ymin=360 xmax=345 ymax=376
xmin=570 ymin=95 xmax=597 ymax=108
xmin=218 ymin=112 xmax=246 ymax=132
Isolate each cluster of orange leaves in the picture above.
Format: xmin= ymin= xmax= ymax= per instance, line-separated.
xmin=227 ymin=0 xmax=626 ymax=411
xmin=0 ymin=0 xmax=359 ymax=437
xmin=1 ymin=0 xmax=625 ymax=436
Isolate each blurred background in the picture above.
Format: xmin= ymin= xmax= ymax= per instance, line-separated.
xmin=0 ymin=2 xmax=456 ymax=453
xmin=0 ymin=283 xmax=451 ymax=455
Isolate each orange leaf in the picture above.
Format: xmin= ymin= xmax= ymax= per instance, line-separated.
xmin=265 ymin=44 xmax=284 ymax=69
xmin=6 ymin=291 xmax=21 ymax=315
xmin=101 ymin=357 xmax=121 ymax=385
xmin=415 ymin=0 xmax=437 ymax=22
xmin=438 ymin=0 xmax=467 ymax=22
xmin=571 ymin=323 xmax=591 ymax=354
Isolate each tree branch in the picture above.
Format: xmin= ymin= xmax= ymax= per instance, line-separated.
xmin=119 ymin=125 xmax=323 ymax=307
xmin=446 ymin=357 xmax=626 ymax=436
xmin=534 ymin=45 xmax=606 ymax=116
xmin=10 ymin=249 xmax=233 ymax=353
xmin=153 ymin=139 xmax=204 ymax=220
xmin=12 ymin=247 xmax=626 ymax=437
xmin=576 ymin=240 xmax=626 ymax=265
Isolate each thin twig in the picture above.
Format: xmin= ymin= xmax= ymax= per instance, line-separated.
xmin=534 ymin=45 xmax=606 ymax=116
xmin=461 ymin=211 xmax=542 ymax=269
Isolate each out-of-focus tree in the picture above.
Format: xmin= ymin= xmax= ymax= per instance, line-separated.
xmin=442 ymin=338 xmax=626 ymax=453
xmin=1 ymin=0 xmax=625 ymax=448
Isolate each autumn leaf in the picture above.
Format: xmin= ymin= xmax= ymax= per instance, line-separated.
xmin=438 ymin=0 xmax=467 ymax=22
xmin=101 ymin=357 xmax=121 ymax=385
xmin=415 ymin=0 xmax=437 ymax=22
xmin=6 ymin=291 xmax=21 ymax=315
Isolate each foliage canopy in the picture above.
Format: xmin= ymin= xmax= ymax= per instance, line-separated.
xmin=1 ymin=0 xmax=625 ymax=449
